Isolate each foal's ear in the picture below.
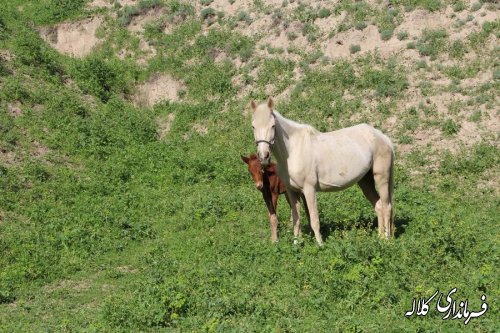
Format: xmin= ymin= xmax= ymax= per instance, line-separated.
xmin=267 ymin=97 xmax=274 ymax=110
xmin=250 ymin=101 xmax=257 ymax=111
xmin=241 ymin=155 xmax=250 ymax=164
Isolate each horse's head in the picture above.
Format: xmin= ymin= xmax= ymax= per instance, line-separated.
xmin=241 ymin=154 xmax=264 ymax=190
xmin=251 ymin=98 xmax=276 ymax=166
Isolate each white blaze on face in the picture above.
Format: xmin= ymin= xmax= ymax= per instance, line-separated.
xmin=251 ymin=99 xmax=276 ymax=166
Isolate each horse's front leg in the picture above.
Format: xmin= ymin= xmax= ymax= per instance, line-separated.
xmin=302 ymin=186 xmax=324 ymax=246
xmin=262 ymin=189 xmax=278 ymax=242
xmin=287 ymin=190 xmax=302 ymax=242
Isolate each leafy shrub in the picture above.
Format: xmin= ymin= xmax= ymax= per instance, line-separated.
xmin=118 ymin=0 xmax=164 ymax=25
xmin=318 ymin=8 xmax=331 ymax=18
xmin=453 ymin=0 xmax=466 ymax=11
xmin=416 ymin=59 xmax=427 ymax=69
xmin=30 ymin=0 xmax=87 ymax=25
xmin=12 ymin=29 xmax=64 ymax=77
xmin=440 ymin=143 xmax=499 ymax=174
xmin=441 ymin=118 xmax=460 ymax=136
xmin=377 ymin=8 xmax=400 ymax=33
xmin=200 ymin=7 xmax=216 ymax=20
xmin=359 ymin=64 xmax=409 ymax=97
xmin=416 ymin=29 xmax=447 ymax=58
xmin=397 ymin=31 xmax=409 ymax=40
xmin=236 ymin=11 xmax=252 ymax=24
xmin=470 ymin=1 xmax=482 ymax=11
xmin=185 ymin=61 xmax=235 ymax=100
xmin=355 ymin=21 xmax=367 ymax=30
xmin=380 ymin=29 xmax=393 ymax=41
xmin=350 ymin=44 xmax=361 ymax=54
xmin=71 ymin=57 xmax=137 ymax=103
xmin=449 ymin=39 xmax=467 ymax=59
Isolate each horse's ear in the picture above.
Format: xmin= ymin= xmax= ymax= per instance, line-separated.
xmin=241 ymin=155 xmax=250 ymax=164
xmin=250 ymin=101 xmax=257 ymax=111
xmin=267 ymin=97 xmax=274 ymax=110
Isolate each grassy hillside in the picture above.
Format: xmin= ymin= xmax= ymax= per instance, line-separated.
xmin=0 ymin=0 xmax=498 ymax=331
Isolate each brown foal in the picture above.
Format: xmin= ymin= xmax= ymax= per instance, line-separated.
xmin=241 ymin=154 xmax=300 ymax=242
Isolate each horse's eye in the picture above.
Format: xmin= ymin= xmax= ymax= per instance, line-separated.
xmin=272 ymin=125 xmax=275 ymax=129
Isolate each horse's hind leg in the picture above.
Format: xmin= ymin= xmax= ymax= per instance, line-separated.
xmin=284 ymin=192 xmax=294 ymax=228
xmin=302 ymin=185 xmax=324 ymax=246
xmin=373 ymin=154 xmax=394 ymax=239
xmin=287 ymin=190 xmax=302 ymax=241
xmin=358 ymin=170 xmax=381 ymax=232
xmin=358 ymin=170 xmax=380 ymax=208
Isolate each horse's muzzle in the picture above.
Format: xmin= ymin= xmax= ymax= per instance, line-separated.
xmin=255 ymin=181 xmax=263 ymax=190
xmin=258 ymin=152 xmax=271 ymax=166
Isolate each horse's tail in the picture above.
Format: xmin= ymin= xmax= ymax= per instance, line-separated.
xmin=389 ymin=148 xmax=395 ymax=237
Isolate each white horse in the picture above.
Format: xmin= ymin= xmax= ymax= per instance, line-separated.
xmin=251 ymin=98 xmax=394 ymax=245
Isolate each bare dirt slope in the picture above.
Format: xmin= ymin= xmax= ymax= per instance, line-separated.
xmin=38 ymin=0 xmax=499 ymax=155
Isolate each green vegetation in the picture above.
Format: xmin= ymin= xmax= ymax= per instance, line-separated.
xmin=380 ymin=29 xmax=394 ymax=41
xmin=449 ymin=39 xmax=467 ymax=59
xmin=236 ymin=11 xmax=252 ymax=25
xmin=389 ymin=0 xmax=443 ymax=11
xmin=0 ymin=0 xmax=498 ymax=332
xmin=452 ymin=0 xmax=466 ymax=12
xmin=200 ymin=7 xmax=216 ymax=21
xmin=350 ymin=44 xmax=361 ymax=54
xmin=470 ymin=1 xmax=482 ymax=12
xmin=355 ymin=21 xmax=367 ymax=30
xmin=118 ymin=0 xmax=165 ymax=26
xmin=441 ymin=118 xmax=460 ymax=136
xmin=397 ymin=30 xmax=409 ymax=40
xmin=416 ymin=29 xmax=447 ymax=59
xmin=469 ymin=20 xmax=500 ymax=50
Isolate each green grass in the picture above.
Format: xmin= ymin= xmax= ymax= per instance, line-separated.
xmin=441 ymin=118 xmax=460 ymax=136
xmin=388 ymin=0 xmax=443 ymax=11
xmin=0 ymin=0 xmax=499 ymax=331
xmin=118 ymin=0 xmax=165 ymax=26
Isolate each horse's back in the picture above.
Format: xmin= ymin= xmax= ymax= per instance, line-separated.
xmin=323 ymin=123 xmax=393 ymax=155
xmin=308 ymin=124 xmax=392 ymax=191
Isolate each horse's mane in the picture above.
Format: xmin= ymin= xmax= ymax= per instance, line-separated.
xmin=273 ymin=111 xmax=320 ymax=137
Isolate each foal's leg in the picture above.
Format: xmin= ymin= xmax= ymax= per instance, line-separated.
xmin=373 ymin=159 xmax=393 ymax=240
xmin=302 ymin=185 xmax=324 ymax=246
xmin=271 ymin=192 xmax=279 ymax=241
xmin=287 ymin=190 xmax=302 ymax=241
xmin=262 ymin=189 xmax=278 ymax=242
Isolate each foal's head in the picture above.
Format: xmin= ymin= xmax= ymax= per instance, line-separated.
xmin=251 ymin=98 xmax=276 ymax=166
xmin=241 ymin=154 xmax=264 ymax=190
